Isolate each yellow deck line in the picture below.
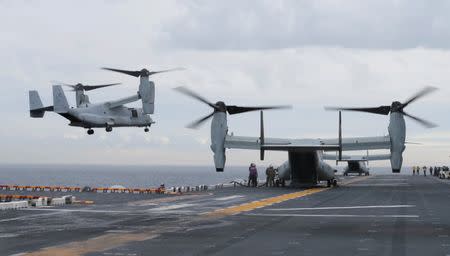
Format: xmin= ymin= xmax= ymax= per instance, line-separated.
xmin=205 ymin=175 xmax=371 ymax=217
xmin=205 ymin=188 xmax=327 ymax=217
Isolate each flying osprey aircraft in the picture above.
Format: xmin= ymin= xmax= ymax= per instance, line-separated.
xmin=175 ymin=86 xmax=437 ymax=187
xmin=29 ymin=67 xmax=181 ymax=135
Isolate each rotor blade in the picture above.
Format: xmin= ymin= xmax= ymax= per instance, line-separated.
xmin=402 ymin=86 xmax=438 ymax=108
xmin=187 ymin=112 xmax=215 ymax=129
xmin=102 ymin=67 xmax=141 ymax=77
xmin=402 ymin=111 xmax=437 ymax=128
xmin=226 ymin=105 xmax=291 ymax=115
xmin=174 ymin=86 xmax=218 ymax=109
xmin=148 ymin=68 xmax=185 ymax=76
xmin=83 ymin=83 xmax=121 ymax=91
xmin=324 ymin=106 xmax=391 ymax=115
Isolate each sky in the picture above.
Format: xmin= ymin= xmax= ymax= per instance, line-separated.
xmin=1 ymin=0 xmax=450 ymax=168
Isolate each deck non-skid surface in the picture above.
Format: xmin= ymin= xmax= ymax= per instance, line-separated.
xmin=1 ymin=175 xmax=449 ymax=256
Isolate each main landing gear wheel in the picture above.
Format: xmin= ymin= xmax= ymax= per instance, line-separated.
xmin=144 ymin=127 xmax=149 ymax=132
xmin=328 ymin=179 xmax=338 ymax=187
xmin=87 ymin=129 xmax=94 ymax=135
xmin=106 ymin=126 xmax=112 ymax=132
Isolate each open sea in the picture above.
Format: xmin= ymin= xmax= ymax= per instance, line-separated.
xmin=0 ymin=164 xmax=402 ymax=188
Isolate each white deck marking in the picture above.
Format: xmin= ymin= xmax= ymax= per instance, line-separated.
xmin=266 ymin=205 xmax=415 ymax=211
xmin=0 ymin=212 xmax=62 ymax=223
xmin=147 ymin=203 xmax=195 ymax=212
xmin=245 ymin=213 xmax=419 ymax=218
xmin=19 ymin=208 xmax=131 ymax=213
xmin=348 ymin=183 xmax=410 ymax=187
xmin=214 ymin=195 xmax=244 ymax=201
xmin=369 ymin=179 xmax=408 ymax=181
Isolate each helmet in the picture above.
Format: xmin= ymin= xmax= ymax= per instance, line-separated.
xmin=251 ymin=163 xmax=256 ymax=167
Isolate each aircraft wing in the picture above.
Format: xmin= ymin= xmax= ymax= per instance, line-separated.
xmin=320 ymin=136 xmax=391 ymax=151
xmin=225 ymin=134 xmax=390 ymax=152
xmin=224 ymin=135 xmax=339 ymax=151
xmin=105 ymin=94 xmax=140 ymax=109
xmin=322 ymin=153 xmax=391 ymax=161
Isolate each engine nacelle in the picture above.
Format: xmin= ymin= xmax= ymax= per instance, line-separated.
xmin=210 ymin=112 xmax=227 ymax=172
xmin=388 ymin=112 xmax=406 ymax=173
xmin=139 ymin=78 xmax=155 ymax=114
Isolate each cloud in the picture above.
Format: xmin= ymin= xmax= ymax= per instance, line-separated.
xmin=63 ymin=133 xmax=84 ymax=140
xmin=1 ymin=1 xmax=450 ymax=167
xmin=161 ymin=0 xmax=450 ymax=50
xmin=196 ymin=137 xmax=209 ymax=145
xmin=145 ymin=135 xmax=171 ymax=145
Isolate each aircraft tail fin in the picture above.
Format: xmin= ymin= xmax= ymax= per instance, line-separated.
xmin=29 ymin=90 xmax=53 ymax=118
xmin=52 ymin=85 xmax=70 ymax=113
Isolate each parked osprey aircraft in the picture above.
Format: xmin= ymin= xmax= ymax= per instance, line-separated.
xmin=175 ymin=86 xmax=436 ymax=187
xmin=29 ymin=67 xmax=181 ymax=134
xmin=322 ymin=151 xmax=391 ymax=176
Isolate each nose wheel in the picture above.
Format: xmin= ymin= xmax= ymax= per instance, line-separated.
xmin=87 ymin=129 xmax=94 ymax=135
xmin=144 ymin=127 xmax=149 ymax=132
xmin=106 ymin=126 xmax=112 ymax=132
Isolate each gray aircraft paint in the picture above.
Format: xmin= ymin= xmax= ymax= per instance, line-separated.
xmin=53 ymin=86 xmax=70 ymax=113
xmin=211 ymin=112 xmax=227 ymax=172
xmin=75 ymin=90 xmax=90 ymax=107
xmin=139 ymin=76 xmax=155 ymax=114
xmin=388 ymin=111 xmax=406 ymax=172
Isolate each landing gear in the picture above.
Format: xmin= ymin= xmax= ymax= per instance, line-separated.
xmin=106 ymin=126 xmax=112 ymax=132
xmin=327 ymin=179 xmax=338 ymax=187
xmin=144 ymin=127 xmax=149 ymax=132
xmin=87 ymin=129 xmax=94 ymax=135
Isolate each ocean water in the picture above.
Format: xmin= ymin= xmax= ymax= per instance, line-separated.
xmin=0 ymin=164 xmax=402 ymax=188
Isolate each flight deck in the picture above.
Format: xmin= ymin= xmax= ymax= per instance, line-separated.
xmin=0 ymin=175 xmax=449 ymax=256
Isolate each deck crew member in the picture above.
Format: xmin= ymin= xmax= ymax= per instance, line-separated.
xmin=248 ymin=163 xmax=258 ymax=187
xmin=266 ymin=165 xmax=276 ymax=187
xmin=423 ymin=166 xmax=427 ymax=176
